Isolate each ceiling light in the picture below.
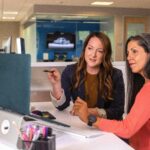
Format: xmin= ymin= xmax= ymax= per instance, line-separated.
xmin=83 ymin=21 xmax=108 ymax=24
xmin=91 ymin=1 xmax=114 ymax=6
xmin=62 ymin=15 xmax=88 ymax=19
xmin=3 ymin=11 xmax=18 ymax=15
xmin=2 ymin=16 xmax=15 ymax=20
xmin=31 ymin=17 xmax=36 ymax=20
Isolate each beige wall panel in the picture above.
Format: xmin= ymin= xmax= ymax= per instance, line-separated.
xmin=0 ymin=22 xmax=20 ymax=52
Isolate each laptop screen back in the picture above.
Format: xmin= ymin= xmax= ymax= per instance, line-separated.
xmin=0 ymin=54 xmax=31 ymax=115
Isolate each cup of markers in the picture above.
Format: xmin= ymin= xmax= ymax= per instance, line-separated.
xmin=17 ymin=123 xmax=55 ymax=150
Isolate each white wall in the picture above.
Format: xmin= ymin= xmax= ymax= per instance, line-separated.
xmin=0 ymin=22 xmax=20 ymax=52
xmin=22 ymin=22 xmax=37 ymax=63
xmin=112 ymin=61 xmax=127 ymax=114
xmin=100 ymin=17 xmax=115 ymax=60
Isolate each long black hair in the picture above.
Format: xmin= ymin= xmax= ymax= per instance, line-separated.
xmin=125 ymin=33 xmax=150 ymax=112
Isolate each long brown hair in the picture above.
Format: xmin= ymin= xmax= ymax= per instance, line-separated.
xmin=73 ymin=32 xmax=113 ymax=100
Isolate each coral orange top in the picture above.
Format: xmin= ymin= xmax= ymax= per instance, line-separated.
xmin=98 ymin=81 xmax=150 ymax=150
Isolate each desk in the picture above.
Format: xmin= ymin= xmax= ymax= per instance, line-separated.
xmin=31 ymin=102 xmax=134 ymax=150
xmin=0 ymin=102 xmax=134 ymax=150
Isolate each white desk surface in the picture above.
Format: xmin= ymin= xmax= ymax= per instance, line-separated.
xmin=0 ymin=102 xmax=134 ymax=150
xmin=30 ymin=102 xmax=134 ymax=150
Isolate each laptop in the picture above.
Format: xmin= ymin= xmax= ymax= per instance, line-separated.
xmin=0 ymin=54 xmax=57 ymax=148
xmin=0 ymin=54 xmax=31 ymax=149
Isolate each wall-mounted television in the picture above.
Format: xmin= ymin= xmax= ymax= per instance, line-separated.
xmin=47 ymin=32 xmax=76 ymax=49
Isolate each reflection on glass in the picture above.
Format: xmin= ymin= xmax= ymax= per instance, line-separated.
xmin=127 ymin=23 xmax=144 ymax=38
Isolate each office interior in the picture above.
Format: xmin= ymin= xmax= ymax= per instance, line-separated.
xmin=0 ymin=1 xmax=149 ymax=149
xmin=0 ymin=2 xmax=150 ymax=62
xmin=0 ymin=1 xmax=149 ymax=111
xmin=0 ymin=0 xmax=149 ymax=121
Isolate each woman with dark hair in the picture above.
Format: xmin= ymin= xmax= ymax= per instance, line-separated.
xmin=48 ymin=32 xmax=125 ymax=120
xmin=72 ymin=33 xmax=150 ymax=150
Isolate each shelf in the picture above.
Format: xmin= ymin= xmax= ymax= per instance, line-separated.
xmin=31 ymin=87 xmax=50 ymax=91
xmin=31 ymin=61 xmax=76 ymax=67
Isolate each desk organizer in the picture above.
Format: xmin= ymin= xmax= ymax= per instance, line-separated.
xmin=17 ymin=135 xmax=55 ymax=150
xmin=0 ymin=110 xmax=56 ymax=149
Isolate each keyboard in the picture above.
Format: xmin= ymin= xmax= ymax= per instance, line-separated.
xmin=25 ymin=113 xmax=71 ymax=128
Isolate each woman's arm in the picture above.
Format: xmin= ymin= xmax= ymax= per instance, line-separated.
xmin=50 ymin=89 xmax=66 ymax=107
xmin=48 ymin=68 xmax=62 ymax=99
xmin=73 ymin=84 xmax=150 ymax=139
xmin=98 ymin=83 xmax=150 ymax=138
xmin=56 ymin=64 xmax=76 ymax=110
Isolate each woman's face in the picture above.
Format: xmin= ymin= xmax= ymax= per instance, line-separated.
xmin=127 ymin=40 xmax=149 ymax=76
xmin=84 ymin=36 xmax=104 ymax=73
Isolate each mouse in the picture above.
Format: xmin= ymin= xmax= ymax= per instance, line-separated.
xmin=32 ymin=110 xmax=43 ymax=116
xmin=31 ymin=110 xmax=56 ymax=120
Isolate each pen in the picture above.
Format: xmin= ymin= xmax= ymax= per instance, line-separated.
xmin=43 ymin=69 xmax=54 ymax=73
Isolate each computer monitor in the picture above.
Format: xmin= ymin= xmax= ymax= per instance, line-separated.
xmin=16 ymin=37 xmax=25 ymax=54
xmin=0 ymin=54 xmax=31 ymax=115
xmin=2 ymin=36 xmax=12 ymax=53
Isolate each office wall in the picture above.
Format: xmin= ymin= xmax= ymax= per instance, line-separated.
xmin=100 ymin=17 xmax=114 ymax=60
xmin=36 ymin=20 xmax=100 ymax=61
xmin=0 ymin=22 xmax=20 ymax=52
xmin=114 ymin=15 xmax=124 ymax=61
xmin=32 ymin=5 xmax=150 ymax=61
xmin=1 ymin=6 xmax=150 ymax=62
xmin=22 ymin=22 xmax=37 ymax=62
xmin=23 ymin=15 xmax=150 ymax=62
xmin=148 ymin=18 xmax=150 ymax=33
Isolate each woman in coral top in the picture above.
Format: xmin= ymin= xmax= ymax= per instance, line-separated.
xmin=72 ymin=33 xmax=150 ymax=150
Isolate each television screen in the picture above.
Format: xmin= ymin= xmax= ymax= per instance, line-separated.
xmin=47 ymin=32 xmax=76 ymax=49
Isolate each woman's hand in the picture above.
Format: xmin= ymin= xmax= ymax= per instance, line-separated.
xmin=71 ymin=97 xmax=101 ymax=128
xmin=47 ymin=68 xmax=61 ymax=85
xmin=71 ymin=97 xmax=89 ymax=123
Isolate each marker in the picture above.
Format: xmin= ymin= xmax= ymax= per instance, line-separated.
xmin=41 ymin=126 xmax=48 ymax=139
xmin=32 ymin=129 xmax=41 ymax=141
xmin=22 ymin=132 xmax=29 ymax=141
xmin=22 ymin=132 xmax=30 ymax=149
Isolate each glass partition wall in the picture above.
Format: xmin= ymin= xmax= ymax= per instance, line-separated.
xmin=23 ymin=15 xmax=149 ymax=63
xmin=36 ymin=17 xmax=114 ymax=62
xmin=23 ymin=16 xmax=115 ymax=62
